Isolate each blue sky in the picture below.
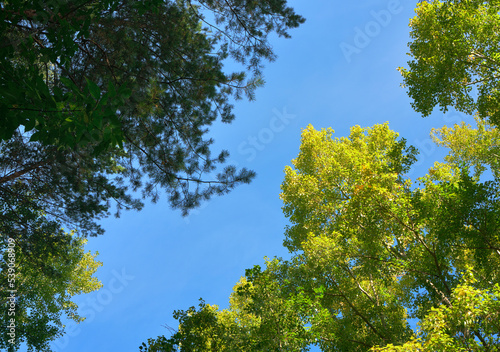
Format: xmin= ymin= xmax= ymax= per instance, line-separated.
xmin=49 ymin=1 xmax=476 ymax=351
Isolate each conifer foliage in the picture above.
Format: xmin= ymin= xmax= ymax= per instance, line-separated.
xmin=0 ymin=0 xmax=303 ymax=349
xmin=142 ymin=1 xmax=500 ymax=350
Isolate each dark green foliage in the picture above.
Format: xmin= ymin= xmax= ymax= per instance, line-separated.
xmin=0 ymin=0 xmax=304 ymax=216
xmin=0 ymin=0 xmax=304 ymax=350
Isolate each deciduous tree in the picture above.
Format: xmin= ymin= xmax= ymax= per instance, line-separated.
xmin=0 ymin=230 xmax=102 ymax=352
xmin=399 ymin=0 xmax=500 ymax=127
xmin=146 ymin=121 xmax=500 ymax=351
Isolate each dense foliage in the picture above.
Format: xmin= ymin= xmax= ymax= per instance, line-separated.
xmin=0 ymin=0 xmax=303 ymax=349
xmin=0 ymin=231 xmax=101 ymax=352
xmin=143 ymin=121 xmax=500 ymax=351
xmin=0 ymin=0 xmax=304 ymax=229
xmin=8 ymin=0 xmax=500 ymax=350
xmin=141 ymin=1 xmax=500 ymax=351
xmin=400 ymin=0 xmax=500 ymax=127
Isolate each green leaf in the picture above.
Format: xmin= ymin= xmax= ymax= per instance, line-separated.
xmin=59 ymin=76 xmax=76 ymax=89
xmin=29 ymin=131 xmax=44 ymax=142
xmin=86 ymin=78 xmax=101 ymax=100
xmin=24 ymin=117 xmax=36 ymax=132
xmin=108 ymin=81 xmax=116 ymax=98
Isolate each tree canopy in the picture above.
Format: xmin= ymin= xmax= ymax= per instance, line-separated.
xmin=0 ymin=231 xmax=102 ymax=351
xmin=399 ymin=0 xmax=500 ymax=127
xmin=0 ymin=0 xmax=305 ymax=228
xmin=0 ymin=0 xmax=304 ymax=349
xmin=139 ymin=2 xmax=500 ymax=350
xmin=143 ymin=120 xmax=500 ymax=351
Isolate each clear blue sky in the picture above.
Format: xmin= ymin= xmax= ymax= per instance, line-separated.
xmin=49 ymin=1 xmax=475 ymax=351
